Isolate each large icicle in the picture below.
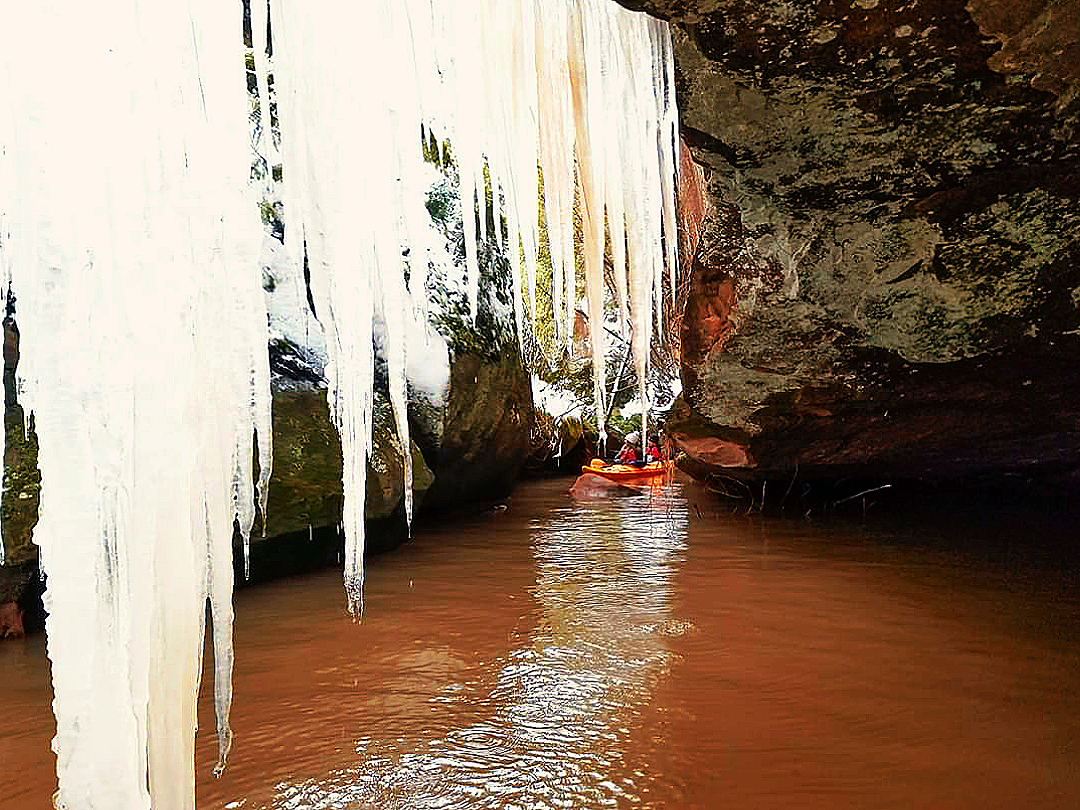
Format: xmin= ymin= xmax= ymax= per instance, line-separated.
xmin=250 ymin=0 xmax=279 ymax=200
xmin=247 ymin=0 xmax=279 ymax=554
xmin=655 ymin=19 xmax=681 ymax=309
xmin=569 ymin=0 xmax=609 ymax=449
xmin=268 ymin=0 xmax=437 ymax=615
xmin=0 ymin=1 xmax=268 ymax=807
xmin=534 ymin=0 xmax=576 ymax=347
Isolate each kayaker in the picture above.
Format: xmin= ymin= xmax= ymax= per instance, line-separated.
xmin=644 ymin=432 xmax=662 ymax=463
xmin=615 ymin=431 xmax=641 ymax=464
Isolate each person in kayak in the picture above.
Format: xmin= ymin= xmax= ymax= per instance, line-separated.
xmin=644 ymin=432 xmax=662 ymax=463
xmin=615 ymin=431 xmax=641 ymax=464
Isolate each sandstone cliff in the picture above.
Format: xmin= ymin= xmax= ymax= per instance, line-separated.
xmin=623 ymin=0 xmax=1079 ymax=494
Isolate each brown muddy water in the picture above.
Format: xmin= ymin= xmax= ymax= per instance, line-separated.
xmin=2 ymin=474 xmax=1079 ymax=809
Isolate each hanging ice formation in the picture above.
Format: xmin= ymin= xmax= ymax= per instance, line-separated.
xmin=0 ymin=0 xmax=677 ymax=806
xmin=270 ymin=0 xmax=678 ymax=617
xmin=1 ymin=3 xmax=270 ymax=807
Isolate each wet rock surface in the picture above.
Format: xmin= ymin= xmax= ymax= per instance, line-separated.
xmin=262 ymin=378 xmax=436 ymax=544
xmin=418 ymin=350 xmax=531 ymax=510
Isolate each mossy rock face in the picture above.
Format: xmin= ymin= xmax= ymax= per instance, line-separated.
xmin=263 ymin=383 xmax=433 ymax=540
xmin=262 ymin=386 xmax=344 ymax=538
xmin=2 ymin=318 xmax=41 ymax=606
xmin=2 ymin=402 xmax=40 ymax=572
xmin=367 ymin=396 xmax=435 ymax=520
xmin=419 ymin=350 xmax=532 ymax=512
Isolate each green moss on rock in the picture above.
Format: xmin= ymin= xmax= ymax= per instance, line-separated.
xmin=1 ymin=403 xmax=40 ymax=568
xmin=262 ymin=386 xmax=433 ymax=539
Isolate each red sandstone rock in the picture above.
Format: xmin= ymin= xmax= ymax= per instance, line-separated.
xmin=677 ymin=138 xmax=706 ymax=270
xmin=0 ymin=601 xmax=24 ymax=639
xmin=674 ymin=435 xmax=752 ymax=468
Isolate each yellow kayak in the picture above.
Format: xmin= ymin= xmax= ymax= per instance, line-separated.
xmin=580 ymin=457 xmax=666 ymax=480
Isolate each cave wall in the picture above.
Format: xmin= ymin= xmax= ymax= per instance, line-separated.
xmin=627 ymin=0 xmax=1080 ymax=489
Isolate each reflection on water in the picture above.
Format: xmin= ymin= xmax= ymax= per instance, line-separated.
xmin=271 ymin=486 xmax=689 ymax=809
xmin=3 ymin=476 xmax=1080 ymax=809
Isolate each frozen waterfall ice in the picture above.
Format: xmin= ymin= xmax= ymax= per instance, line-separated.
xmin=0 ymin=0 xmax=678 ymax=806
xmin=1 ymin=2 xmax=269 ymax=807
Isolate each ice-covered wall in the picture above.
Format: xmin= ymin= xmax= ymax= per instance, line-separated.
xmin=0 ymin=0 xmax=677 ymax=806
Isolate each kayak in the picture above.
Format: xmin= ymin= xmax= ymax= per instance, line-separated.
xmin=580 ymin=458 xmax=666 ymax=481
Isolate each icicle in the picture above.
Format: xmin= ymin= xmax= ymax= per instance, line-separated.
xmin=535 ymin=0 xmax=570 ymax=344
xmin=549 ymin=198 xmax=565 ymax=345
xmin=655 ymin=20 xmax=681 ymax=310
xmin=2 ymin=1 xmax=264 ymax=805
xmin=569 ymin=0 xmax=608 ymax=443
xmin=607 ymin=138 xmax=631 ymax=337
xmin=448 ymin=1 xmax=485 ymax=322
xmin=532 ymin=0 xmax=576 ymax=350
xmin=269 ymin=0 xmax=439 ymax=616
xmin=509 ymin=2 xmax=541 ymax=325
xmin=249 ymin=0 xmax=276 ymax=542
xmin=250 ymin=0 xmax=278 ymax=197
xmin=375 ymin=246 xmax=416 ymax=532
xmin=462 ymin=161 xmax=483 ymax=321
xmin=505 ymin=190 xmax=529 ymax=359
xmin=563 ymin=201 xmax=577 ymax=355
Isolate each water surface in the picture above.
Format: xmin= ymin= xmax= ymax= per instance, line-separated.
xmin=2 ymin=474 xmax=1078 ymax=808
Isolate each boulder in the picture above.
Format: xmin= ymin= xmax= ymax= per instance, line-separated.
xmin=410 ymin=176 xmax=534 ymax=511
xmin=418 ymin=349 xmax=531 ymax=510
xmin=262 ymin=377 xmax=435 ymax=546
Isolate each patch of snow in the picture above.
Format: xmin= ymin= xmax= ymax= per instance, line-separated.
xmin=532 ymin=376 xmax=584 ymax=421
xmin=262 ymin=234 xmax=328 ymax=375
xmin=405 ymin=319 xmax=450 ymax=405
